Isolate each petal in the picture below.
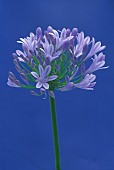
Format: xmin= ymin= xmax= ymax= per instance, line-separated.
xmin=84 ymin=36 xmax=90 ymax=45
xmin=89 ymin=74 xmax=96 ymax=81
xmin=99 ymin=46 xmax=106 ymax=51
xmin=47 ymin=75 xmax=58 ymax=82
xmin=40 ymin=88 xmax=46 ymax=93
xmin=99 ymin=66 xmax=109 ymax=70
xmin=30 ymin=90 xmax=39 ymax=96
xmin=53 ymin=50 xmax=62 ymax=56
xmin=47 ymin=26 xmax=53 ymax=32
xmin=45 ymin=57 xmax=50 ymax=65
xmin=92 ymin=37 xmax=95 ymax=47
xmin=18 ymin=57 xmax=25 ymax=62
xmin=59 ymin=82 xmax=74 ymax=91
xmin=65 ymin=75 xmax=70 ymax=83
xmin=36 ymin=27 xmax=42 ymax=39
xmin=22 ymin=44 xmax=28 ymax=54
xmin=43 ymin=83 xmax=49 ymax=89
xmin=39 ymin=48 xmax=45 ymax=55
xmin=48 ymin=32 xmax=55 ymax=36
xmin=50 ymin=55 xmax=60 ymax=61
xmin=36 ymin=82 xmax=42 ymax=88
xmin=48 ymin=91 xmax=55 ymax=99
xmin=49 ymin=44 xmax=54 ymax=55
xmin=20 ymin=38 xmax=28 ymax=45
xmin=40 ymin=88 xmax=47 ymax=99
xmin=66 ymin=29 xmax=71 ymax=37
xmin=94 ymin=41 xmax=101 ymax=50
xmin=64 ymin=35 xmax=74 ymax=42
xmin=17 ymin=40 xmax=23 ymax=44
xmin=60 ymin=28 xmax=66 ymax=39
xmin=53 ymin=29 xmax=59 ymax=37
xmin=31 ymin=72 xmax=39 ymax=79
xmin=39 ymin=65 xmax=44 ymax=77
xmin=20 ymin=73 xmax=29 ymax=84
xmin=89 ymin=82 xmax=96 ymax=88
xmin=71 ymin=28 xmax=78 ymax=37
xmin=12 ymin=53 xmax=18 ymax=59
xmin=9 ymin=72 xmax=16 ymax=79
xmin=16 ymin=50 xmax=24 ymax=56
xmin=7 ymin=79 xmax=20 ymax=87
xmin=45 ymin=65 xmax=51 ymax=77
xmin=77 ymin=32 xmax=84 ymax=43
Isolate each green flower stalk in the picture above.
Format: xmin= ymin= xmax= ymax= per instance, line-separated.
xmin=49 ymin=90 xmax=61 ymax=170
xmin=7 ymin=26 xmax=108 ymax=170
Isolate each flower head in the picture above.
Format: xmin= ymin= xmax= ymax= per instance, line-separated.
xmin=7 ymin=26 xmax=108 ymax=98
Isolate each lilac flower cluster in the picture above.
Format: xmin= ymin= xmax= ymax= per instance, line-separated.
xmin=7 ymin=26 xmax=108 ymax=98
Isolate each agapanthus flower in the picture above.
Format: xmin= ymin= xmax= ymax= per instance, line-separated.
xmin=7 ymin=26 xmax=108 ymax=98
xmin=31 ymin=65 xmax=58 ymax=89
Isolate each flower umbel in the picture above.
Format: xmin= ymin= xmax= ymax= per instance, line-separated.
xmin=7 ymin=26 xmax=108 ymax=98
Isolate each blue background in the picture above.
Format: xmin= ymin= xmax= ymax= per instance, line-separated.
xmin=0 ymin=0 xmax=114 ymax=169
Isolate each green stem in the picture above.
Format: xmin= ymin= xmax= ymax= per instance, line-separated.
xmin=49 ymin=91 xmax=61 ymax=170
